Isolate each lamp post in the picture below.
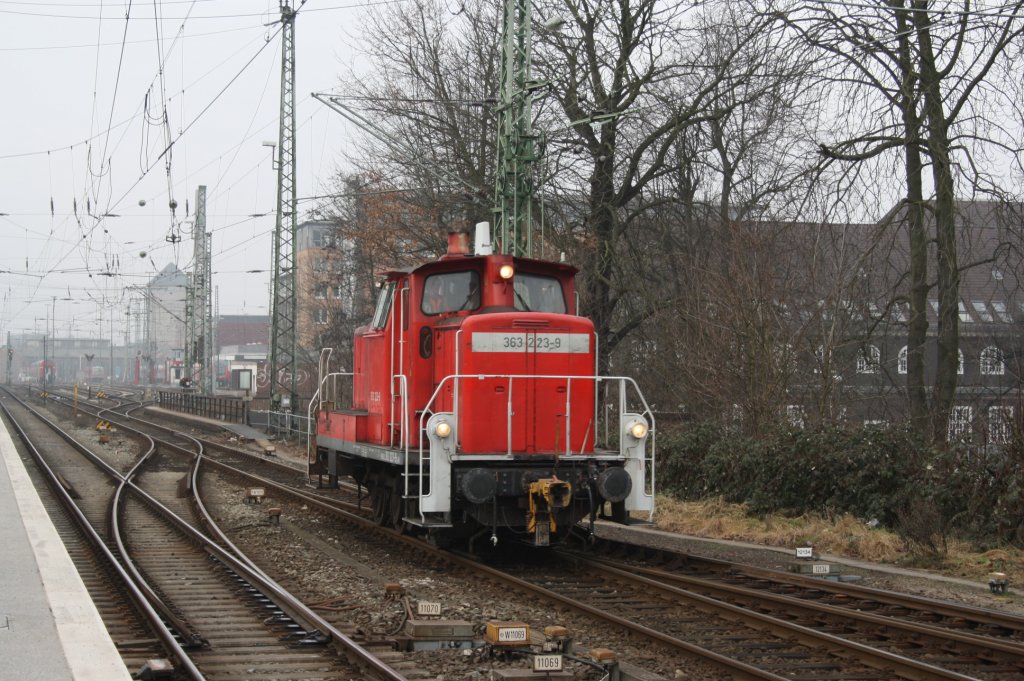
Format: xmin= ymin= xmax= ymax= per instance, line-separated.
xmin=141 ymin=353 xmax=152 ymax=398
xmin=109 ymin=312 xmax=114 ymax=386
xmin=32 ymin=319 xmax=45 ymax=387
xmin=46 ymin=296 xmax=55 ymax=388
xmin=125 ymin=307 xmax=131 ymax=385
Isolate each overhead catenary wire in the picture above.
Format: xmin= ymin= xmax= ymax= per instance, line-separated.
xmin=0 ymin=0 xmax=402 ymax=21
xmin=2 ymin=0 xmax=376 ymax=335
xmin=49 ymin=20 xmax=285 ymax=282
xmin=2 ymin=9 xmax=287 ymax=332
xmin=95 ymin=0 xmax=134 ymax=204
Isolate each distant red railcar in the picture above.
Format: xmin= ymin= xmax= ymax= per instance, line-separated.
xmin=36 ymin=359 xmax=56 ymax=382
xmin=312 ymin=229 xmax=655 ymax=547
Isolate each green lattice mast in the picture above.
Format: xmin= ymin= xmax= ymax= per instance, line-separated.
xmin=493 ymin=0 xmax=540 ymax=258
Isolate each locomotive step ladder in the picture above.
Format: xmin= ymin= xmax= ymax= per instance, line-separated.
xmin=401 ymin=513 xmax=453 ymax=529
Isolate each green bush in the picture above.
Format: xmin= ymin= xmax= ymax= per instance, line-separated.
xmin=655 ymin=420 xmax=1023 ymax=547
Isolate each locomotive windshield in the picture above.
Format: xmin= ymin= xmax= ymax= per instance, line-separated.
xmin=513 ymin=273 xmax=566 ymax=313
xmin=421 ymin=271 xmax=480 ymax=314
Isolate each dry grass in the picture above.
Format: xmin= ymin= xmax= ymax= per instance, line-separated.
xmin=651 ymin=496 xmax=1024 ymax=580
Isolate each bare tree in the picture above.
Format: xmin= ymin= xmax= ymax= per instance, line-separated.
xmin=329 ymin=0 xmax=502 ymax=242
xmin=779 ymin=0 xmax=1024 ymax=440
xmin=533 ymin=0 xmax=816 ymax=376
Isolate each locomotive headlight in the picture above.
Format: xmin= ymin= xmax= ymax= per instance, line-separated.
xmin=499 ymin=264 xmax=514 ymax=280
xmin=628 ymin=420 xmax=648 ymax=440
xmin=435 ymin=421 xmax=452 ymax=438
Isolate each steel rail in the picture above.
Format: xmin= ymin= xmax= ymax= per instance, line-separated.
xmin=722 ymin=553 xmax=1024 ymax=634
xmin=98 ymin=396 xmax=983 ymax=679
xmin=586 ymin=534 xmax=1024 ymax=636
xmin=82 ymin=421 xmax=787 ymax=681
xmin=576 ymin=557 xmax=1006 ymax=680
xmin=0 ymin=399 xmax=206 ymax=681
xmin=115 ymin=435 xmax=410 ymax=681
xmin=13 ymin=389 xmax=410 ymax=681
xmin=581 ymin=553 xmax=1024 ymax=659
xmin=106 ymin=418 xmax=211 ymax=648
xmin=42 ymin=387 xmax=1005 ymax=679
xmin=15 ymin=392 xmax=205 ymax=644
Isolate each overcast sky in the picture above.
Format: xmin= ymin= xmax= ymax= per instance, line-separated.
xmin=1 ymin=0 xmax=374 ymax=344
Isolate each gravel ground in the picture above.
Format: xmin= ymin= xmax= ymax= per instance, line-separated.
xmin=52 ymin=403 xmax=1024 ymax=680
xmin=257 ymin=431 xmax=1024 ymax=617
xmin=591 ymin=521 xmax=1024 ymax=616
xmin=201 ymin=469 xmax=729 ymax=681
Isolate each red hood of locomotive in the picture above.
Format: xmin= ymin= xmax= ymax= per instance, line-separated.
xmin=450 ymin=312 xmax=597 ymax=455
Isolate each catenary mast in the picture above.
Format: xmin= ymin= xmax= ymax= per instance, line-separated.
xmin=269 ymin=1 xmax=299 ymax=410
xmin=493 ymin=0 xmax=540 ymax=258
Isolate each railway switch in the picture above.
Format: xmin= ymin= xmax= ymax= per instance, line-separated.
xmin=402 ymin=599 xmax=474 ymax=650
xmin=789 ymin=544 xmax=841 ymax=578
xmin=244 ymin=487 xmax=265 ymax=504
xmin=485 ymin=621 xmax=530 ymax=646
xmin=133 ymin=659 xmax=174 ymax=680
xmin=542 ymin=625 xmax=572 ymax=653
xmin=989 ymin=572 xmax=1009 ymax=594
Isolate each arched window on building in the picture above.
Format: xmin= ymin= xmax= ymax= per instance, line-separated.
xmin=856 ymin=345 xmax=880 ymax=374
xmin=980 ymin=346 xmax=1005 ymax=375
xmin=897 ymin=346 xmax=908 ymax=375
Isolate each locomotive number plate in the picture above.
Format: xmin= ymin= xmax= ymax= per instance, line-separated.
xmin=812 ymin=564 xmax=831 ymax=574
xmin=472 ymin=332 xmax=590 ymax=354
xmin=533 ymin=654 xmax=563 ymax=671
xmin=416 ymin=601 xmax=442 ymax=616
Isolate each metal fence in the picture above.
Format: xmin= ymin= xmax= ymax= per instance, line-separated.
xmin=249 ymin=409 xmax=313 ymax=439
xmin=157 ymin=391 xmax=247 ymax=423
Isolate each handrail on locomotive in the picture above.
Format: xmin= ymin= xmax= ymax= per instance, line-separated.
xmin=312 ymin=351 xmax=656 ymax=524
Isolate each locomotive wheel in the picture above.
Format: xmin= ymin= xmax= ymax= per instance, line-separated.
xmin=387 ymin=478 xmax=403 ymax=529
xmin=370 ymin=486 xmax=388 ymax=525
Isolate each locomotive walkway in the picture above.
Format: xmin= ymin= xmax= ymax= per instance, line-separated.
xmin=0 ymin=413 xmax=131 ymax=681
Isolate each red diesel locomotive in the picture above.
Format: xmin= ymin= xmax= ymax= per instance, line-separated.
xmin=310 ymin=227 xmax=654 ymax=547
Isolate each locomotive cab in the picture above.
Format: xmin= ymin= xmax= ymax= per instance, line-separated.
xmin=313 ymin=231 xmax=654 ymax=547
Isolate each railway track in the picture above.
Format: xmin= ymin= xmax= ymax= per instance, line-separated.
xmin=581 ymin=537 xmax=1024 ymax=643
xmin=2 ymin=399 xmax=167 ymax=674
xmin=1 ymin=389 xmax=410 ymax=680
xmin=523 ymin=553 xmax=1024 ymax=680
xmin=24 ymin=386 xmax=1024 ymax=679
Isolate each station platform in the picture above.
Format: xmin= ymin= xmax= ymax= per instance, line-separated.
xmin=144 ymin=404 xmax=281 ymax=455
xmin=0 ymin=413 xmax=132 ymax=680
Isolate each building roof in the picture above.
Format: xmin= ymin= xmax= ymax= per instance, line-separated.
xmin=147 ymin=262 xmax=187 ymax=289
xmin=764 ymin=200 xmax=1024 ymax=331
xmin=217 ymin=315 xmax=269 ymax=348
